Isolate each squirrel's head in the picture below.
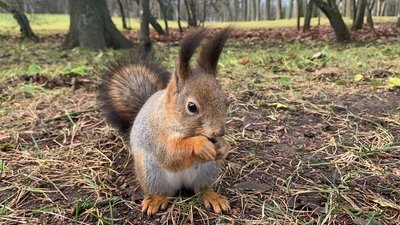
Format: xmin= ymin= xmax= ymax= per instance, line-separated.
xmin=165 ymin=28 xmax=232 ymax=139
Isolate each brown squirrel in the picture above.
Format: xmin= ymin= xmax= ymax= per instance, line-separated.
xmin=98 ymin=28 xmax=232 ymax=215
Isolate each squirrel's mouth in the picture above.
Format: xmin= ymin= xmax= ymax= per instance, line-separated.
xmin=207 ymin=137 xmax=217 ymax=144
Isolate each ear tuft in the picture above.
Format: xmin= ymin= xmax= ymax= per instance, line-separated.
xmin=177 ymin=29 xmax=208 ymax=81
xmin=197 ymin=27 xmax=233 ymax=75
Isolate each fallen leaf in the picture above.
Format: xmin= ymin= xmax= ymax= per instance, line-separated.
xmin=237 ymin=57 xmax=250 ymax=65
xmin=353 ymin=74 xmax=364 ymax=82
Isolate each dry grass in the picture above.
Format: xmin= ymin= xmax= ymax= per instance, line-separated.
xmin=1 ymin=36 xmax=400 ymax=224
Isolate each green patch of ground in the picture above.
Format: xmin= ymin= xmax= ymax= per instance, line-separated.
xmin=0 ymin=36 xmax=399 ymax=224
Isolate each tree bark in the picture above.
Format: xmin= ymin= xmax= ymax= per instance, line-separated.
xmin=158 ymin=0 xmax=171 ymax=34
xmin=149 ymin=14 xmax=165 ymax=35
xmin=116 ymin=0 xmax=128 ymax=29
xmin=139 ymin=0 xmax=151 ymax=47
xmin=177 ymin=0 xmax=183 ymax=32
xmin=265 ymin=0 xmax=271 ymax=20
xmin=202 ymin=0 xmax=207 ymax=24
xmin=314 ymin=0 xmax=352 ymax=42
xmin=63 ymin=0 xmax=133 ymax=50
xmin=345 ymin=0 xmax=353 ymax=17
xmin=397 ymin=1 xmax=400 ymax=27
xmin=224 ymin=0 xmax=233 ymax=21
xmin=296 ymin=0 xmax=301 ymax=30
xmin=366 ymin=0 xmax=375 ymax=29
xmin=0 ymin=0 xmax=39 ymax=42
xmin=352 ymin=0 xmax=367 ymax=30
xmin=184 ymin=0 xmax=197 ymax=26
xmin=276 ymin=0 xmax=282 ymax=19
xmin=287 ymin=0 xmax=294 ymax=18
xmin=234 ymin=0 xmax=239 ymax=21
xmin=303 ymin=0 xmax=314 ymax=31
xmin=242 ymin=0 xmax=247 ymax=21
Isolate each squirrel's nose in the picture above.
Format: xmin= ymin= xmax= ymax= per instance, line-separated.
xmin=212 ymin=127 xmax=225 ymax=137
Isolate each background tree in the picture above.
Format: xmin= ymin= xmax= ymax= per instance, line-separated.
xmin=0 ymin=0 xmax=39 ymax=42
xmin=139 ymin=0 xmax=151 ymax=47
xmin=63 ymin=0 xmax=133 ymax=50
xmin=352 ymin=0 xmax=367 ymax=30
xmin=265 ymin=0 xmax=271 ymax=20
xmin=366 ymin=0 xmax=375 ymax=28
xmin=314 ymin=0 xmax=352 ymax=42
xmin=116 ymin=0 xmax=129 ymax=29
xmin=185 ymin=0 xmax=197 ymax=26
xmin=158 ymin=0 xmax=172 ymax=34
xmin=396 ymin=0 xmax=400 ymax=27
xmin=276 ymin=0 xmax=282 ymax=19
xmin=303 ymin=0 xmax=315 ymax=31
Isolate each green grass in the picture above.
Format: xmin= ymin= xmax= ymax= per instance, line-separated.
xmin=0 ymin=13 xmax=397 ymax=35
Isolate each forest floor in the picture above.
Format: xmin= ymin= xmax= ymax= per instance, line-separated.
xmin=1 ymin=25 xmax=400 ymax=225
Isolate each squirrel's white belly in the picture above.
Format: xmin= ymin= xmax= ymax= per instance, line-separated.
xmin=165 ymin=165 xmax=200 ymax=190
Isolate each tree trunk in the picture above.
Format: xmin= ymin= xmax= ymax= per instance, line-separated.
xmin=234 ymin=0 xmax=239 ymax=21
xmin=124 ymin=0 xmax=132 ymax=28
xmin=63 ymin=0 xmax=133 ymax=50
xmin=397 ymin=1 xmax=400 ymax=27
xmin=251 ymin=0 xmax=256 ymax=20
xmin=255 ymin=0 xmax=260 ymax=21
xmin=366 ymin=0 xmax=375 ymax=28
xmin=247 ymin=0 xmax=251 ymax=20
xmin=276 ymin=0 xmax=282 ymax=19
xmin=244 ymin=0 xmax=248 ymax=21
xmin=184 ymin=0 xmax=197 ymax=26
xmin=345 ymin=0 xmax=353 ymax=17
xmin=139 ymin=0 xmax=151 ymax=47
xmin=0 ymin=0 xmax=39 ymax=42
xmin=158 ymin=0 xmax=171 ymax=34
xmin=352 ymin=0 xmax=367 ymax=30
xmin=116 ymin=0 xmax=128 ymax=29
xmin=296 ymin=0 xmax=301 ymax=30
xmin=314 ymin=0 xmax=352 ymax=42
xmin=224 ymin=0 xmax=233 ymax=21
xmin=303 ymin=0 xmax=314 ymax=31
xmin=149 ymin=14 xmax=165 ymax=35
xmin=287 ymin=0 xmax=294 ymax=18
xmin=177 ymin=0 xmax=183 ymax=32
xmin=202 ymin=0 xmax=207 ymax=24
xmin=265 ymin=0 xmax=271 ymax=20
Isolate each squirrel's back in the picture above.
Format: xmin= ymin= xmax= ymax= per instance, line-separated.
xmin=98 ymin=49 xmax=170 ymax=136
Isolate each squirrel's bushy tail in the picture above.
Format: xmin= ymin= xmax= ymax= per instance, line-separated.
xmin=98 ymin=47 xmax=170 ymax=136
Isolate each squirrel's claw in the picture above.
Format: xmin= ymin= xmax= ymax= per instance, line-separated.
xmin=194 ymin=137 xmax=217 ymax=161
xmin=215 ymin=137 xmax=230 ymax=160
xmin=141 ymin=195 xmax=169 ymax=216
xmin=202 ymin=190 xmax=231 ymax=214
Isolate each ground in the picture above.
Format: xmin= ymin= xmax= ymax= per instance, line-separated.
xmin=1 ymin=25 xmax=400 ymax=225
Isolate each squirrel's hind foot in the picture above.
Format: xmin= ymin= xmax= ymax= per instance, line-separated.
xmin=142 ymin=195 xmax=170 ymax=216
xmin=201 ymin=189 xmax=230 ymax=214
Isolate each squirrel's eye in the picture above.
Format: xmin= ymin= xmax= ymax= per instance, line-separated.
xmin=187 ymin=102 xmax=198 ymax=113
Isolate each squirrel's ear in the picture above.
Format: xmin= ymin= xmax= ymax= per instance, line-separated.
xmin=197 ymin=27 xmax=232 ymax=76
xmin=176 ymin=29 xmax=208 ymax=82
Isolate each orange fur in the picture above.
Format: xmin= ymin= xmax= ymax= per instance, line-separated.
xmin=201 ymin=188 xmax=230 ymax=214
xmin=161 ymin=135 xmax=214 ymax=171
xmin=142 ymin=195 xmax=169 ymax=215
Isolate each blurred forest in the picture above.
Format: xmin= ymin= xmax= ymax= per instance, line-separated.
xmin=0 ymin=0 xmax=399 ymax=45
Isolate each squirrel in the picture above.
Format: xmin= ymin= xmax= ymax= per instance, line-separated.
xmin=98 ymin=28 xmax=232 ymax=216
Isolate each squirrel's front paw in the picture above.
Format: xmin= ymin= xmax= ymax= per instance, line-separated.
xmin=193 ymin=137 xmax=217 ymax=161
xmin=214 ymin=137 xmax=230 ymax=160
